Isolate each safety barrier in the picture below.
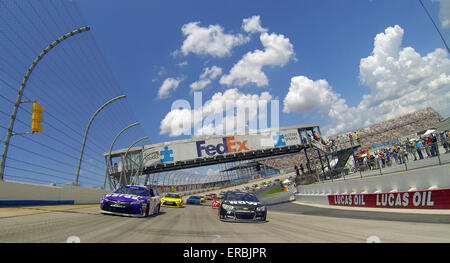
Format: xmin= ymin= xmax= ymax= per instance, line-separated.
xmin=328 ymin=188 xmax=450 ymax=209
xmin=0 ymin=180 xmax=109 ymax=206
xmin=296 ymin=163 xmax=450 ymax=209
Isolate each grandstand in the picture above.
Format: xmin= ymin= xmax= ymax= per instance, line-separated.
xmin=218 ymin=161 xmax=280 ymax=184
xmin=259 ymin=153 xmax=307 ymax=170
xmin=258 ymin=107 xmax=443 ymax=171
xmin=328 ymin=107 xmax=443 ymax=149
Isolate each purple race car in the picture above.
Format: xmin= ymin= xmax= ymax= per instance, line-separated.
xmin=100 ymin=185 xmax=161 ymax=217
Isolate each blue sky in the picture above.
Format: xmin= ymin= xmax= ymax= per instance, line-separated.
xmin=0 ymin=0 xmax=448 ymax=187
xmin=76 ymin=0 xmax=449 ymax=145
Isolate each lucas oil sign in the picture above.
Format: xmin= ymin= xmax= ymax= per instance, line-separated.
xmin=328 ymin=188 xmax=450 ymax=209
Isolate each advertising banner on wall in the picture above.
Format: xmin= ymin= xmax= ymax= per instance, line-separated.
xmin=328 ymin=188 xmax=450 ymax=209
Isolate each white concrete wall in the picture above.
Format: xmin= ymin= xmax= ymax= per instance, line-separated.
xmin=0 ymin=180 xmax=109 ymax=206
xmin=296 ymin=164 xmax=450 ymax=204
xmin=294 ymin=194 xmax=329 ymax=205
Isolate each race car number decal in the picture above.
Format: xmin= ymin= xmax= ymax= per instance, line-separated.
xmin=106 ymin=193 xmax=138 ymax=199
xmin=228 ymin=201 xmax=258 ymax=206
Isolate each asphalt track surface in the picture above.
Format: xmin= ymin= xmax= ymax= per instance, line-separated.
xmin=1 ymin=198 xmax=450 ymax=243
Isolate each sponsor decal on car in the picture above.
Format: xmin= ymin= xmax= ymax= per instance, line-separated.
xmin=227 ymin=200 xmax=258 ymax=206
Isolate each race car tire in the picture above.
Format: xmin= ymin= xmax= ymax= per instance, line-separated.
xmin=145 ymin=205 xmax=149 ymax=217
xmin=218 ymin=208 xmax=225 ymax=220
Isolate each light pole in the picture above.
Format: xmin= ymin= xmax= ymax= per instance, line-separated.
xmin=74 ymin=94 xmax=126 ymax=185
xmin=0 ymin=26 xmax=90 ymax=181
xmin=135 ymin=148 xmax=158 ymax=186
xmin=119 ymin=136 xmax=149 ymax=186
xmin=104 ymin=122 xmax=140 ymax=189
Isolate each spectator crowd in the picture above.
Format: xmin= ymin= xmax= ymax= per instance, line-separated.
xmin=259 ymin=107 xmax=447 ymax=175
xmin=355 ymin=130 xmax=449 ymax=171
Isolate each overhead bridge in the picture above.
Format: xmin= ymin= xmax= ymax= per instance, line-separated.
xmin=131 ymin=144 xmax=306 ymax=173
xmin=105 ymin=124 xmax=333 ymax=189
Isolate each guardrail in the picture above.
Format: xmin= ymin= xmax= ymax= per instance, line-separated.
xmin=0 ymin=180 xmax=109 ymax=206
xmin=298 ymin=142 xmax=450 ymax=185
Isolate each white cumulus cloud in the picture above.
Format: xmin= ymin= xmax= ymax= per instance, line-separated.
xmin=283 ymin=76 xmax=346 ymax=114
xmin=160 ymin=89 xmax=273 ymax=137
xmin=220 ymin=31 xmax=295 ymax=87
xmin=157 ymin=77 xmax=181 ymax=99
xmin=242 ymin=15 xmax=268 ymax=34
xmin=179 ymin=21 xmax=249 ymax=58
xmin=190 ymin=66 xmax=223 ymax=91
xmin=283 ymin=25 xmax=450 ymax=136
xmin=433 ymin=0 xmax=450 ymax=28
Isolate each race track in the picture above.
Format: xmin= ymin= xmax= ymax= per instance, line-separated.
xmin=1 ymin=200 xmax=450 ymax=243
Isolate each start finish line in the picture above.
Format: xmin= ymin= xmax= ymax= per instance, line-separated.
xmin=105 ymin=123 xmax=321 ymax=176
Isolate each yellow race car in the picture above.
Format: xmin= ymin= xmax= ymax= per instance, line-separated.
xmin=160 ymin=193 xmax=183 ymax=207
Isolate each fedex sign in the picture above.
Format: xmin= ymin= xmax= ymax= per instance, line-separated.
xmin=196 ymin=136 xmax=249 ymax=157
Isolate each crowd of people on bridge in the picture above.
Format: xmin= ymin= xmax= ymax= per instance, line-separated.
xmin=356 ymin=130 xmax=449 ymax=171
xmin=261 ymin=107 xmax=448 ymax=180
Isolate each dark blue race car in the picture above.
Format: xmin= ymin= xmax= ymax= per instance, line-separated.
xmin=219 ymin=191 xmax=267 ymax=222
xmin=186 ymin=195 xmax=202 ymax=205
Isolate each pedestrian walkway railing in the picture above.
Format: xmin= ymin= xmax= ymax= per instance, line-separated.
xmin=296 ymin=141 xmax=450 ymax=185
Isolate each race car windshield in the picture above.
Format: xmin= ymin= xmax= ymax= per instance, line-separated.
xmin=114 ymin=186 xmax=150 ymax=196
xmin=165 ymin=194 xmax=180 ymax=198
xmin=226 ymin=193 xmax=258 ymax=202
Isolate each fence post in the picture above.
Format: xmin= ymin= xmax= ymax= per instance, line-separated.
xmin=436 ymin=142 xmax=442 ymax=165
